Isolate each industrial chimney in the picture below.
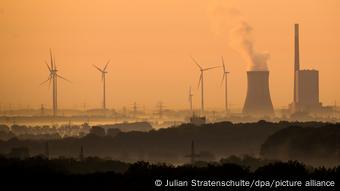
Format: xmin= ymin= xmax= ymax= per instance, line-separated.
xmin=294 ymin=23 xmax=300 ymax=105
xmin=242 ymin=71 xmax=274 ymax=116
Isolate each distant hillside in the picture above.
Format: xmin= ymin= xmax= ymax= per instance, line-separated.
xmin=260 ymin=124 xmax=340 ymax=166
xmin=0 ymin=121 xmax=336 ymax=164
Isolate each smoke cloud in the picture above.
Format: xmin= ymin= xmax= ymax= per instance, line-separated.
xmin=229 ymin=21 xmax=270 ymax=71
xmin=208 ymin=1 xmax=270 ymax=71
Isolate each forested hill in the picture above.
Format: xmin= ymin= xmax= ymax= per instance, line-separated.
xmin=0 ymin=121 xmax=336 ymax=164
xmin=260 ymin=124 xmax=340 ymax=166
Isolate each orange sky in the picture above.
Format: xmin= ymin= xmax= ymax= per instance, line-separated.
xmin=0 ymin=0 xmax=339 ymax=111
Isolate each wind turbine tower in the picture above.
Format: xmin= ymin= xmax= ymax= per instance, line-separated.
xmin=221 ymin=56 xmax=230 ymax=113
xmin=188 ymin=86 xmax=193 ymax=114
xmin=93 ymin=60 xmax=110 ymax=110
xmin=191 ymin=56 xmax=219 ymax=116
xmin=41 ymin=49 xmax=70 ymax=117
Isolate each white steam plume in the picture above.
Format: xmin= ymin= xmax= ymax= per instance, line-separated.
xmin=208 ymin=2 xmax=270 ymax=71
xmin=229 ymin=20 xmax=270 ymax=71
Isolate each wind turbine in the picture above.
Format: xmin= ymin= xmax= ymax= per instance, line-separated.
xmin=191 ymin=56 xmax=220 ymax=116
xmin=41 ymin=49 xmax=70 ymax=117
xmin=93 ymin=60 xmax=110 ymax=110
xmin=188 ymin=86 xmax=193 ymax=114
xmin=220 ymin=56 xmax=230 ymax=113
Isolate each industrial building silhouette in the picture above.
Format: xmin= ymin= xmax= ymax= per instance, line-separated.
xmin=242 ymin=71 xmax=274 ymax=116
xmin=242 ymin=24 xmax=324 ymax=117
xmin=291 ymin=24 xmax=322 ymax=113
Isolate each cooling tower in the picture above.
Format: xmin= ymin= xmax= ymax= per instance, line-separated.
xmin=242 ymin=71 xmax=274 ymax=116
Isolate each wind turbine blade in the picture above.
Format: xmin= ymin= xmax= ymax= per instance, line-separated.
xmin=40 ymin=76 xmax=52 ymax=85
xmin=197 ymin=73 xmax=202 ymax=89
xmin=103 ymin=60 xmax=110 ymax=71
xmin=221 ymin=56 xmax=226 ymax=73
xmin=53 ymin=55 xmax=56 ymax=70
xmin=48 ymin=76 xmax=52 ymax=89
xmin=45 ymin=61 xmax=52 ymax=72
xmin=190 ymin=56 xmax=202 ymax=70
xmin=93 ymin=65 xmax=104 ymax=73
xmin=220 ymin=73 xmax=225 ymax=87
xmin=203 ymin=66 xmax=220 ymax=71
xmin=49 ymin=49 xmax=54 ymax=70
xmin=57 ymin=74 xmax=71 ymax=83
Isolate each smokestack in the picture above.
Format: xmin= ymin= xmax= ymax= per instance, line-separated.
xmin=294 ymin=24 xmax=300 ymax=104
xmin=243 ymin=71 xmax=274 ymax=116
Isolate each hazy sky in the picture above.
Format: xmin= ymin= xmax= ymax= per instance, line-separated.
xmin=0 ymin=0 xmax=339 ymax=111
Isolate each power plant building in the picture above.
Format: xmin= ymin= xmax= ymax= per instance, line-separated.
xmin=296 ymin=70 xmax=321 ymax=110
xmin=291 ymin=24 xmax=322 ymax=113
